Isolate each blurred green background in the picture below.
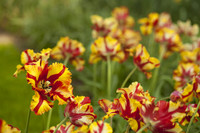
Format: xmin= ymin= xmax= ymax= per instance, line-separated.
xmin=1 ymin=0 xmax=200 ymax=132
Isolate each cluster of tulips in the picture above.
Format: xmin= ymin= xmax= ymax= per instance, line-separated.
xmin=1 ymin=6 xmax=200 ymax=133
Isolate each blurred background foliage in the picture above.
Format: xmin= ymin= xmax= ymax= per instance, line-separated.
xmin=0 ymin=0 xmax=200 ymax=49
xmin=1 ymin=0 xmax=200 ymax=132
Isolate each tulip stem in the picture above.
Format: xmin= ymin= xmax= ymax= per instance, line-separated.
xmin=46 ymin=108 xmax=53 ymax=130
xmin=25 ymin=109 xmax=31 ymax=133
xmin=136 ymin=123 xmax=150 ymax=133
xmin=64 ymin=55 xmax=70 ymax=66
xmin=53 ymin=117 xmax=68 ymax=133
xmin=101 ymin=61 xmax=106 ymax=88
xmin=121 ymin=66 xmax=137 ymax=88
xmin=125 ymin=124 xmax=130 ymax=133
xmin=93 ymin=63 xmax=97 ymax=97
xmin=107 ymin=56 xmax=112 ymax=99
xmin=186 ymin=100 xmax=200 ymax=133
xmin=150 ymin=45 xmax=165 ymax=95
xmin=155 ymin=96 xmax=170 ymax=103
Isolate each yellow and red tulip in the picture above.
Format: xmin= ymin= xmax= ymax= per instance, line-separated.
xmin=25 ymin=61 xmax=73 ymax=115
xmin=173 ymin=62 xmax=199 ymax=90
xmin=91 ymin=15 xmax=118 ymax=39
xmin=140 ymin=101 xmax=185 ymax=133
xmin=89 ymin=120 xmax=113 ymax=133
xmin=64 ymin=96 xmax=97 ymax=127
xmin=0 ymin=119 xmax=21 ymax=133
xmin=14 ymin=48 xmax=51 ymax=77
xmin=89 ymin=36 xmax=125 ymax=64
xmin=133 ymin=44 xmax=160 ymax=79
xmin=111 ymin=6 xmax=135 ymax=29
xmin=51 ymin=37 xmax=85 ymax=71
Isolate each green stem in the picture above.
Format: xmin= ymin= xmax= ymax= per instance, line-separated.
xmin=150 ymin=45 xmax=165 ymax=95
xmin=58 ymin=105 xmax=64 ymax=121
xmin=186 ymin=100 xmax=200 ymax=133
xmin=46 ymin=108 xmax=53 ymax=130
xmin=149 ymin=32 xmax=155 ymax=56
xmin=64 ymin=55 xmax=70 ymax=66
xmin=24 ymin=109 xmax=31 ymax=133
xmin=125 ymin=124 xmax=130 ymax=133
xmin=53 ymin=117 xmax=68 ymax=133
xmin=155 ymin=96 xmax=170 ymax=103
xmin=93 ymin=63 xmax=97 ymax=97
xmin=121 ymin=66 xmax=137 ymax=88
xmin=136 ymin=123 xmax=150 ymax=133
xmin=107 ymin=56 xmax=111 ymax=99
xmin=110 ymin=117 xmax=113 ymax=127
xmin=101 ymin=61 xmax=106 ymax=88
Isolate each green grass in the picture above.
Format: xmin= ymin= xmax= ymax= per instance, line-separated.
xmin=0 ymin=45 xmax=60 ymax=133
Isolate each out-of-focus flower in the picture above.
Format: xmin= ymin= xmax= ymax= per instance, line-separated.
xmin=116 ymin=82 xmax=153 ymax=132
xmin=180 ymin=48 xmax=200 ymax=65
xmin=99 ymin=82 xmax=154 ymax=132
xmin=173 ymin=62 xmax=199 ymax=90
xmin=111 ymin=6 xmax=134 ymax=29
xmin=51 ymin=36 xmax=85 ymax=71
xmin=43 ymin=122 xmax=75 ymax=133
xmin=138 ymin=12 xmax=159 ymax=35
xmin=89 ymin=120 xmax=113 ymax=133
xmin=177 ymin=20 xmax=199 ymax=37
xmin=14 ymin=48 xmax=51 ymax=77
xmin=0 ymin=119 xmax=21 ymax=133
xmin=155 ymin=27 xmax=183 ymax=58
xmin=91 ymin=15 xmax=118 ymax=39
xmin=43 ymin=122 xmax=89 ymax=133
xmin=157 ymin=12 xmax=172 ymax=28
xmin=25 ymin=61 xmax=73 ymax=115
xmin=119 ymin=29 xmax=141 ymax=57
xmin=171 ymin=84 xmax=194 ymax=103
xmin=192 ymin=74 xmax=200 ymax=99
xmin=140 ymin=101 xmax=185 ymax=133
xmin=71 ymin=57 xmax=85 ymax=71
xmin=89 ymin=36 xmax=125 ymax=64
xmin=98 ymin=99 xmax=120 ymax=120
xmin=171 ymin=73 xmax=200 ymax=103
xmin=133 ymin=44 xmax=160 ymax=79
xmin=178 ymin=104 xmax=200 ymax=126
xmin=64 ymin=96 xmax=97 ymax=127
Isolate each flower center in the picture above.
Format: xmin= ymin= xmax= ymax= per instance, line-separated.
xmin=38 ymin=80 xmax=52 ymax=93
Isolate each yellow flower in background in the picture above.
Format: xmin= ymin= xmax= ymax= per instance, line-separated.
xmin=43 ymin=122 xmax=75 ymax=133
xmin=180 ymin=48 xmax=200 ymax=65
xmin=89 ymin=36 xmax=125 ymax=64
xmin=119 ymin=29 xmax=141 ymax=58
xmin=157 ymin=12 xmax=172 ymax=28
xmin=64 ymin=96 xmax=97 ymax=127
xmin=138 ymin=12 xmax=159 ymax=35
xmin=51 ymin=36 xmax=85 ymax=71
xmin=91 ymin=15 xmax=118 ymax=39
xmin=111 ymin=6 xmax=135 ymax=29
xmin=133 ymin=44 xmax=160 ymax=79
xmin=25 ymin=60 xmax=73 ymax=115
xmin=173 ymin=62 xmax=199 ymax=90
xmin=89 ymin=120 xmax=113 ymax=133
xmin=71 ymin=57 xmax=85 ymax=71
xmin=13 ymin=48 xmax=51 ymax=77
xmin=43 ymin=122 xmax=89 ymax=133
xmin=177 ymin=20 xmax=199 ymax=37
xmin=155 ymin=27 xmax=183 ymax=58
xmin=0 ymin=119 xmax=21 ymax=133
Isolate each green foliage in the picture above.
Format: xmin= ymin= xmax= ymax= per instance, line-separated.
xmin=1 ymin=0 xmax=200 ymax=49
xmin=0 ymin=45 xmax=61 ymax=132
